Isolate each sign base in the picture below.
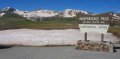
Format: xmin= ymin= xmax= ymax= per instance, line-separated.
xmin=76 ymin=40 xmax=115 ymax=52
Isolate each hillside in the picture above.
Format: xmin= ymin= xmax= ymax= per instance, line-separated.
xmin=0 ymin=13 xmax=79 ymax=30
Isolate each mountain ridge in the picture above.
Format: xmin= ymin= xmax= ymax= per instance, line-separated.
xmin=0 ymin=7 xmax=91 ymax=18
xmin=0 ymin=7 xmax=120 ymax=22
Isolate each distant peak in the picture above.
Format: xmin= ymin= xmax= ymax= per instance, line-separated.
xmin=1 ymin=7 xmax=16 ymax=13
xmin=65 ymin=9 xmax=74 ymax=10
xmin=4 ymin=7 xmax=11 ymax=9
xmin=2 ymin=7 xmax=15 ymax=10
xmin=6 ymin=7 xmax=10 ymax=9
xmin=2 ymin=7 xmax=11 ymax=11
xmin=4 ymin=7 xmax=10 ymax=9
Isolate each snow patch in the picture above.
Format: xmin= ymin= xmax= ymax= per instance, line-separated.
xmin=0 ymin=29 xmax=119 ymax=46
xmin=0 ymin=13 xmax=5 ymax=17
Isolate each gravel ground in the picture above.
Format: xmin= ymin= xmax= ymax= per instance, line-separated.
xmin=0 ymin=29 xmax=119 ymax=46
xmin=0 ymin=46 xmax=120 ymax=59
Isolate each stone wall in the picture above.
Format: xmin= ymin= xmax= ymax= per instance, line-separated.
xmin=76 ymin=40 xmax=109 ymax=52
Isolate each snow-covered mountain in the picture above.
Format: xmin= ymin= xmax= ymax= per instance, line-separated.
xmin=0 ymin=7 xmax=120 ymax=22
xmin=14 ymin=9 xmax=59 ymax=18
xmin=61 ymin=9 xmax=88 ymax=17
xmin=0 ymin=7 xmax=16 ymax=17
xmin=14 ymin=9 xmax=90 ymax=18
xmin=0 ymin=7 xmax=90 ymax=18
xmin=1 ymin=7 xmax=16 ymax=13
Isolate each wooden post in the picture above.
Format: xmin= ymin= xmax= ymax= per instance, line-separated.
xmin=85 ymin=32 xmax=87 ymax=41
xmin=101 ymin=34 xmax=104 ymax=42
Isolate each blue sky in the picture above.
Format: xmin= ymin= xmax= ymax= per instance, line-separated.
xmin=0 ymin=0 xmax=120 ymax=13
